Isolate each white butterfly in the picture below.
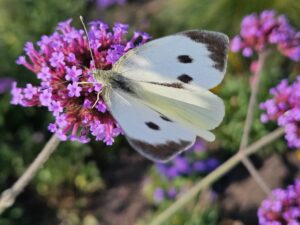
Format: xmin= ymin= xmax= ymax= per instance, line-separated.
xmin=92 ymin=30 xmax=228 ymax=162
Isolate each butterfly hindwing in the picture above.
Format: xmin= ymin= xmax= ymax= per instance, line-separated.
xmin=105 ymin=89 xmax=196 ymax=162
xmin=113 ymin=30 xmax=229 ymax=89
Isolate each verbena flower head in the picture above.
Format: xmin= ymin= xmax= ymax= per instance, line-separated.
xmin=231 ymin=10 xmax=300 ymax=61
xmin=11 ymin=19 xmax=150 ymax=144
xmin=260 ymin=76 xmax=300 ymax=148
xmin=258 ymin=179 xmax=300 ymax=225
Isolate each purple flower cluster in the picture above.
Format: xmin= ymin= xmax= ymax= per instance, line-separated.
xmin=153 ymin=187 xmax=177 ymax=203
xmin=156 ymin=140 xmax=219 ymax=179
xmin=231 ymin=10 xmax=300 ymax=61
xmin=96 ymin=0 xmax=126 ymax=8
xmin=260 ymin=76 xmax=300 ymax=148
xmin=152 ymin=140 xmax=219 ymax=202
xmin=11 ymin=19 xmax=150 ymax=144
xmin=258 ymin=179 xmax=300 ymax=225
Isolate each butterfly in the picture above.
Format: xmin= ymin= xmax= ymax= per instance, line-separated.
xmin=91 ymin=29 xmax=229 ymax=162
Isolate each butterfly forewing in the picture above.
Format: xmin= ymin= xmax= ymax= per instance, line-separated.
xmin=113 ymin=30 xmax=229 ymax=89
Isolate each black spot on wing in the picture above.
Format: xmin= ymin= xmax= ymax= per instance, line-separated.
xmin=160 ymin=115 xmax=172 ymax=122
xmin=177 ymin=55 xmax=193 ymax=63
xmin=182 ymin=30 xmax=229 ymax=71
xmin=177 ymin=74 xmax=193 ymax=83
xmin=145 ymin=122 xmax=160 ymax=130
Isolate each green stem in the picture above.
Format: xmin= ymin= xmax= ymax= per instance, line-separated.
xmin=147 ymin=127 xmax=284 ymax=225
xmin=240 ymin=51 xmax=269 ymax=149
xmin=238 ymin=51 xmax=272 ymax=195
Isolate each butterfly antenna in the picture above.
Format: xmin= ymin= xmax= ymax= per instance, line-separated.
xmin=80 ymin=16 xmax=96 ymax=69
xmin=80 ymin=16 xmax=102 ymax=109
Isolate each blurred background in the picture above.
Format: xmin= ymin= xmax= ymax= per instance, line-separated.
xmin=0 ymin=0 xmax=300 ymax=225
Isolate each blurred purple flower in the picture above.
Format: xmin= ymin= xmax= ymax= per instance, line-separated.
xmin=260 ymin=76 xmax=300 ymax=148
xmin=153 ymin=188 xmax=165 ymax=203
xmin=258 ymin=179 xmax=300 ymax=225
xmin=96 ymin=0 xmax=126 ymax=9
xmin=153 ymin=140 xmax=219 ymax=201
xmin=167 ymin=187 xmax=177 ymax=200
xmin=173 ymin=157 xmax=191 ymax=174
xmin=0 ymin=77 xmax=14 ymax=94
xmin=206 ymin=158 xmax=220 ymax=170
xmin=153 ymin=187 xmax=177 ymax=203
xmin=11 ymin=19 xmax=150 ymax=144
xmin=156 ymin=140 xmax=219 ymax=180
xmin=231 ymin=10 xmax=300 ymax=61
xmin=193 ymin=161 xmax=207 ymax=172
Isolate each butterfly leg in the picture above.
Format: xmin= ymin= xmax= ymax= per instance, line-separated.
xmin=75 ymin=81 xmax=103 ymax=108
xmin=92 ymin=90 xmax=102 ymax=108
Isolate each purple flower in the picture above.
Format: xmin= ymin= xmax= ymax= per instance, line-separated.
xmin=65 ymin=66 xmax=82 ymax=82
xmin=230 ymin=36 xmax=242 ymax=52
xmin=50 ymin=52 xmax=65 ymax=67
xmin=173 ymin=157 xmax=191 ymax=174
xmin=56 ymin=114 xmax=68 ymax=128
xmin=67 ymin=83 xmax=82 ymax=97
xmin=153 ymin=141 xmax=220 ymax=202
xmin=193 ymin=161 xmax=207 ymax=172
xmin=190 ymin=139 xmax=205 ymax=152
xmin=23 ymin=84 xmax=37 ymax=99
xmin=206 ymin=158 xmax=220 ymax=170
xmin=49 ymin=101 xmax=63 ymax=116
xmin=11 ymin=19 xmax=150 ymax=144
xmin=95 ymin=101 xmax=107 ymax=113
xmin=258 ymin=179 xmax=300 ymax=225
xmin=96 ymin=0 xmax=126 ymax=9
xmin=48 ymin=123 xmax=57 ymax=132
xmin=155 ymin=139 xmax=219 ymax=180
xmin=39 ymin=90 xmax=52 ymax=106
xmin=83 ymin=98 xmax=92 ymax=109
xmin=231 ymin=10 xmax=300 ymax=62
xmin=167 ymin=187 xmax=177 ymax=200
xmin=260 ymin=76 xmax=300 ymax=148
xmin=153 ymin=188 xmax=165 ymax=203
xmin=0 ymin=77 xmax=14 ymax=94
xmin=11 ymin=82 xmax=23 ymax=105
xmin=37 ymin=66 xmax=51 ymax=81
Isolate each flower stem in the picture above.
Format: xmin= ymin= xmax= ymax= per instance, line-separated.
xmin=239 ymin=51 xmax=271 ymax=195
xmin=147 ymin=127 xmax=284 ymax=225
xmin=240 ymin=51 xmax=269 ymax=149
xmin=0 ymin=134 xmax=60 ymax=214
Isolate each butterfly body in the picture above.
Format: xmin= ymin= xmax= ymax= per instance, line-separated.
xmin=93 ymin=69 xmax=135 ymax=102
xmin=91 ymin=30 xmax=229 ymax=162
